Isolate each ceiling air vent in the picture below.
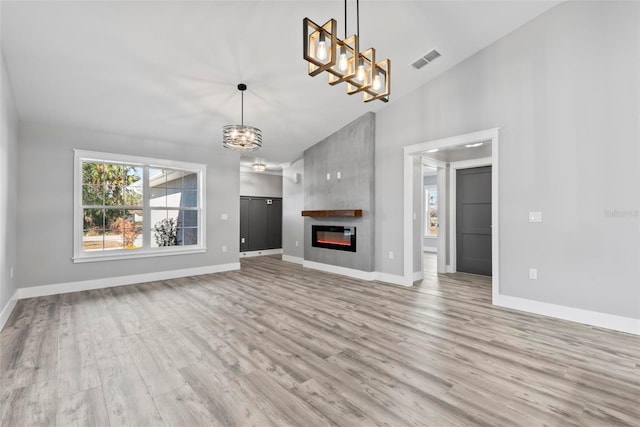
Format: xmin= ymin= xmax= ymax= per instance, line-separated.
xmin=411 ymin=49 xmax=441 ymax=70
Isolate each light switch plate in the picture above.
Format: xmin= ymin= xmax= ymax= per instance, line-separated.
xmin=221 ymin=213 xmax=228 ymax=220
xmin=529 ymin=211 xmax=542 ymax=222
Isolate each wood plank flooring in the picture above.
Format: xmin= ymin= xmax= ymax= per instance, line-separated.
xmin=1 ymin=254 xmax=639 ymax=426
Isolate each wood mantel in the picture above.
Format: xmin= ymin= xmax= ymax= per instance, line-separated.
xmin=301 ymin=209 xmax=363 ymax=218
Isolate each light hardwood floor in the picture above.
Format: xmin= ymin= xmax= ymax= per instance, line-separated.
xmin=1 ymin=254 xmax=639 ymax=426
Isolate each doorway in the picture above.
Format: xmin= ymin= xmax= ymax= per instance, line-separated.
xmin=403 ymin=128 xmax=499 ymax=302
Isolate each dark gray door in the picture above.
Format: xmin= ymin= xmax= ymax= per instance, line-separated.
xmin=248 ymin=198 xmax=268 ymax=250
xmin=240 ymin=197 xmax=250 ymax=251
xmin=266 ymin=199 xmax=282 ymax=249
xmin=456 ymin=166 xmax=492 ymax=276
xmin=240 ymin=196 xmax=283 ymax=251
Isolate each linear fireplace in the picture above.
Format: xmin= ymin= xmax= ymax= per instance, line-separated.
xmin=312 ymin=225 xmax=356 ymax=252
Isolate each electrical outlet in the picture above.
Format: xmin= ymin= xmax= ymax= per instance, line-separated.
xmin=388 ymin=251 xmax=394 ymax=260
xmin=241 ymin=237 xmax=245 ymax=243
xmin=529 ymin=268 xmax=538 ymax=280
xmin=326 ymin=173 xmax=331 ymax=181
xmin=337 ymin=171 xmax=341 ymax=180
xmin=221 ymin=213 xmax=228 ymax=220
xmin=295 ymin=240 xmax=299 ymax=247
xmin=528 ymin=211 xmax=542 ymax=222
xmin=222 ymin=245 xmax=227 ymax=253
xmin=10 ymin=267 xmax=14 ymax=279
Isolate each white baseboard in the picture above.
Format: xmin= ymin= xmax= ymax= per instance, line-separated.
xmin=0 ymin=291 xmax=18 ymax=331
xmin=240 ymin=249 xmax=282 ymax=258
xmin=494 ymin=294 xmax=640 ymax=336
xmin=423 ymin=247 xmax=437 ymax=253
xmin=374 ymin=272 xmax=412 ymax=287
xmin=302 ymin=260 xmax=413 ymax=288
xmin=413 ymin=271 xmax=423 ymax=281
xmin=16 ymin=263 xmax=241 ymax=300
xmin=282 ymin=255 xmax=303 ymax=265
xmin=303 ymin=260 xmax=376 ymax=281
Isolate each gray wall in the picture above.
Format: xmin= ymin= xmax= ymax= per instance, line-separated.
xmin=375 ymin=1 xmax=640 ymax=319
xmin=282 ymin=158 xmax=304 ymax=260
xmin=1 ymin=52 xmax=19 ymax=312
xmin=17 ymin=122 xmax=240 ymax=288
xmin=304 ymin=112 xmax=375 ymax=272
xmin=240 ymin=171 xmax=283 ymax=198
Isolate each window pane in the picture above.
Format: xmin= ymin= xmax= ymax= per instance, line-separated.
xmin=83 ymin=229 xmax=106 ymax=251
xmin=108 ymin=211 xmax=142 ymax=250
xmin=83 ymin=208 xmax=105 ymax=230
xmin=149 ymin=187 xmax=167 ymax=207
xmin=165 ymin=170 xmax=185 ymax=190
xmin=149 ymin=168 xmax=167 ymax=188
xmin=151 ymin=209 xmax=177 ymax=247
xmin=426 ymin=187 xmax=438 ymax=237
xmin=180 ymin=190 xmax=198 ymax=208
xmin=82 ymin=184 xmax=105 ymax=206
xmin=123 ymin=167 xmax=143 ymax=207
xmin=177 ymin=226 xmax=198 ymax=246
xmin=179 ymin=210 xmax=198 ymax=227
xmin=183 ymin=173 xmax=198 ymax=190
xmin=165 ymin=188 xmax=182 ymax=208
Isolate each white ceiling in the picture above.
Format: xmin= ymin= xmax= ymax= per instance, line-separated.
xmin=1 ymin=1 xmax=559 ymax=165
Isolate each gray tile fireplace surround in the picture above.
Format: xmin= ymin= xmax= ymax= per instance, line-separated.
xmin=303 ymin=112 xmax=374 ymax=272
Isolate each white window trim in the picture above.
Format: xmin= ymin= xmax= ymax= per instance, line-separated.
xmin=73 ymin=149 xmax=207 ymax=263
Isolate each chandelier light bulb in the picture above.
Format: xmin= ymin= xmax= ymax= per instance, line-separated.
xmin=356 ymin=60 xmax=365 ymax=82
xmin=338 ymin=47 xmax=348 ymax=72
xmin=372 ymin=73 xmax=381 ymax=90
xmin=316 ymin=33 xmax=328 ymax=61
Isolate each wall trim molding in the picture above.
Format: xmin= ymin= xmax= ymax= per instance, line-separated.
xmin=15 ymin=263 xmax=241 ymax=300
xmin=495 ymin=294 xmax=640 ymax=336
xmin=240 ymin=249 xmax=283 ymax=258
xmin=303 ymin=260 xmax=376 ymax=281
xmin=303 ymin=260 xmax=413 ymax=287
xmin=413 ymin=271 xmax=423 ymax=281
xmin=0 ymin=291 xmax=18 ymax=331
xmin=374 ymin=272 xmax=412 ymax=287
xmin=282 ymin=255 xmax=303 ymax=264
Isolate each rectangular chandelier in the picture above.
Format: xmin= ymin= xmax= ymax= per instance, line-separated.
xmin=303 ymin=9 xmax=391 ymax=103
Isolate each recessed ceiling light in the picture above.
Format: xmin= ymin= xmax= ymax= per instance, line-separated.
xmin=465 ymin=142 xmax=484 ymax=148
xmin=426 ymin=148 xmax=439 ymax=153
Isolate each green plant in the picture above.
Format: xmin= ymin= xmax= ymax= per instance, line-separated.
xmin=153 ymin=218 xmax=177 ymax=246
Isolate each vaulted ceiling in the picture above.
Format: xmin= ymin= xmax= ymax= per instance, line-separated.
xmin=1 ymin=1 xmax=559 ymax=164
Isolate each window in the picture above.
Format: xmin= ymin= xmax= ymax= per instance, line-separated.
xmin=425 ymin=185 xmax=438 ymax=237
xmin=74 ymin=150 xmax=206 ymax=262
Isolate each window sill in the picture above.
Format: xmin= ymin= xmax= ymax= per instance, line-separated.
xmin=424 ymin=235 xmax=438 ymax=239
xmin=72 ymin=247 xmax=207 ymax=263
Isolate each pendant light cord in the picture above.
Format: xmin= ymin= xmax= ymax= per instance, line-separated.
xmin=241 ymin=89 xmax=244 ymax=126
xmin=344 ymin=0 xmax=347 ymax=38
xmin=356 ymin=0 xmax=359 ymax=39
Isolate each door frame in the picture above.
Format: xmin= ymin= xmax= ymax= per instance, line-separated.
xmin=403 ymin=128 xmax=500 ymax=303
